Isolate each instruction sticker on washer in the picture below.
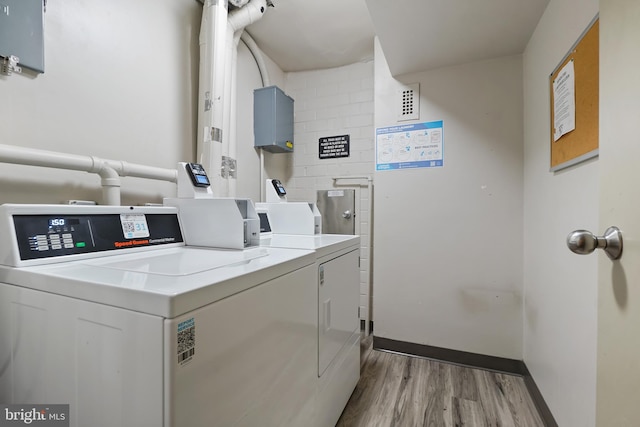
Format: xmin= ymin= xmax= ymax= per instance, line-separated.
xmin=177 ymin=317 xmax=195 ymax=365
xmin=120 ymin=214 xmax=150 ymax=239
xmin=376 ymin=120 xmax=444 ymax=170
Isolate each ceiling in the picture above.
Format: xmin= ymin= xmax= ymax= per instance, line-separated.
xmin=245 ymin=0 xmax=376 ymax=73
xmin=245 ymin=0 xmax=549 ymax=75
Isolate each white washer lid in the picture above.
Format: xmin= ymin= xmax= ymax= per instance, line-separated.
xmin=260 ymin=234 xmax=360 ymax=258
xmin=0 ymin=246 xmax=315 ymax=318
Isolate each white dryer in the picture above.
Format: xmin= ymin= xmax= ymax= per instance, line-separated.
xmin=0 ymin=204 xmax=317 ymax=427
xmin=260 ymin=232 xmax=361 ymax=427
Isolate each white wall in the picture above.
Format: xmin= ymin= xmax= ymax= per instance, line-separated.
xmin=281 ymin=61 xmax=375 ymax=320
xmin=373 ymin=39 xmax=524 ymax=359
xmin=0 ymin=1 xmax=286 ymax=207
xmin=522 ymin=1 xmax=599 ymax=426
xmin=0 ymin=0 xmax=201 ymax=206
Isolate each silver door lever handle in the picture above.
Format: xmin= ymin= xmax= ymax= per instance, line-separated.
xmin=566 ymin=226 xmax=623 ymax=260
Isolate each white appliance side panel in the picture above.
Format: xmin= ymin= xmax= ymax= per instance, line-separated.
xmin=0 ymin=283 xmax=164 ymax=427
xmin=315 ymin=331 xmax=360 ymax=427
xmin=264 ymin=203 xmax=317 ymax=235
xmin=164 ymin=198 xmax=248 ymax=249
xmin=165 ymin=264 xmax=317 ymax=427
xmin=318 ymin=249 xmax=360 ymax=377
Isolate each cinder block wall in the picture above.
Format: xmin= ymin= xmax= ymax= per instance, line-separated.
xmin=283 ymin=61 xmax=375 ymax=322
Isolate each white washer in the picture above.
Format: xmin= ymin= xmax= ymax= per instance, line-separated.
xmin=0 ymin=204 xmax=317 ymax=427
xmin=260 ymin=232 xmax=361 ymax=427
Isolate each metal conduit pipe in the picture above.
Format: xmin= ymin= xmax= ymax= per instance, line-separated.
xmin=239 ymin=30 xmax=270 ymax=201
xmin=240 ymin=31 xmax=270 ymax=87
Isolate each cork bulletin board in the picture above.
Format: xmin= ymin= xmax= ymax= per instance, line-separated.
xmin=549 ymin=17 xmax=599 ymax=171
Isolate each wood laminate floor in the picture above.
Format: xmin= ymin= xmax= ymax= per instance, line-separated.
xmin=337 ymin=336 xmax=544 ymax=427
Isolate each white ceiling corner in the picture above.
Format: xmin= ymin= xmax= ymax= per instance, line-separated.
xmin=243 ymin=0 xmax=549 ymax=75
xmin=245 ymin=0 xmax=376 ymax=72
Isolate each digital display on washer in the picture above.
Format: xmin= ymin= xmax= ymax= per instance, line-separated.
xmin=49 ymin=218 xmax=72 ymax=227
xmin=271 ymin=179 xmax=286 ymax=196
xmin=185 ymin=162 xmax=211 ymax=187
xmin=13 ymin=213 xmax=184 ymax=261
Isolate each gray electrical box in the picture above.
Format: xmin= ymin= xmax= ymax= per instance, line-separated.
xmin=254 ymin=85 xmax=294 ymax=153
xmin=0 ymin=0 xmax=45 ymax=73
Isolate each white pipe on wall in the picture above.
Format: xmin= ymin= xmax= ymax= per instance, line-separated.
xmin=90 ymin=158 xmax=121 ymax=205
xmin=220 ymin=14 xmax=237 ymax=197
xmin=0 ymin=144 xmax=95 ymax=172
xmin=0 ymin=144 xmax=178 ymax=205
xmin=105 ymin=160 xmax=177 ymax=183
xmin=228 ymin=0 xmax=266 ymax=31
xmin=0 ymin=144 xmax=122 ymax=205
xmin=197 ymin=0 xmax=228 ymax=196
xmin=219 ymin=23 xmax=234 ymax=198
xmin=226 ymin=0 xmax=267 ymax=197
xmin=228 ymin=30 xmax=241 ymax=197
xmin=197 ymin=0 xmax=266 ymax=197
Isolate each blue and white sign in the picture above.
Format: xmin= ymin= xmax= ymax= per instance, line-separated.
xmin=376 ymin=120 xmax=444 ymax=171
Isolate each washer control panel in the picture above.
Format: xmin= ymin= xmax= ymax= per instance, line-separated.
xmin=11 ymin=211 xmax=183 ymax=261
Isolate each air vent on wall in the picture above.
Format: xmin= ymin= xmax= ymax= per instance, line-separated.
xmin=397 ymin=83 xmax=420 ymax=122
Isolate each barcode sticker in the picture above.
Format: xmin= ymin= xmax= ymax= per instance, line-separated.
xmin=178 ymin=348 xmax=195 ymax=363
xmin=177 ymin=317 xmax=195 ymax=365
xmin=120 ymin=214 xmax=150 ymax=239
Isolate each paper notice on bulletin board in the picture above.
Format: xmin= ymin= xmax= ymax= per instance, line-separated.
xmin=376 ymin=120 xmax=444 ymax=171
xmin=553 ymin=60 xmax=576 ymax=141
